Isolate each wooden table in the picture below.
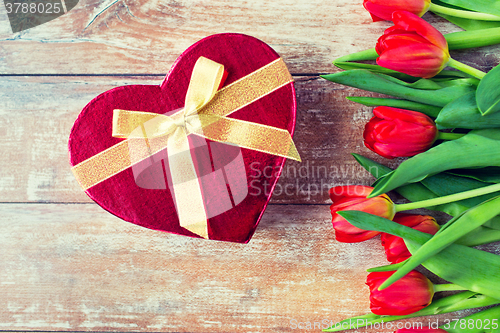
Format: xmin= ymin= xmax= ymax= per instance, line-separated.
xmin=1 ymin=1 xmax=498 ymax=331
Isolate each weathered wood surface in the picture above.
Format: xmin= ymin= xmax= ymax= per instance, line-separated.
xmin=0 ymin=0 xmax=495 ymax=75
xmin=0 ymin=0 xmax=389 ymax=74
xmin=0 ymin=75 xmax=397 ymax=204
xmin=1 ymin=0 xmax=500 ymax=331
xmin=0 ymin=204 xmax=469 ymax=332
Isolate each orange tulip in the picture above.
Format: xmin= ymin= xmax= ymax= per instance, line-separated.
xmin=329 ymin=185 xmax=395 ymax=242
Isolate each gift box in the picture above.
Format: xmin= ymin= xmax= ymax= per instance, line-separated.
xmin=68 ymin=33 xmax=300 ymax=243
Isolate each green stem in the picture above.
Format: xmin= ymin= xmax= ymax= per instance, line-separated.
xmin=447 ymin=58 xmax=486 ymax=79
xmin=394 ymin=183 xmax=500 ymax=212
xmin=436 ymin=131 xmax=465 ymax=140
xmin=331 ymin=29 xmax=500 ymax=64
xmin=434 ymin=283 xmax=466 ymax=292
xmin=430 ymin=3 xmax=500 ymax=21
xmin=446 ymin=27 xmax=500 ymax=50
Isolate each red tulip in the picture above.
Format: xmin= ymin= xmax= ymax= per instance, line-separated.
xmin=381 ymin=213 xmax=440 ymax=263
xmin=376 ymin=10 xmax=450 ymax=78
xmin=367 ymin=270 xmax=434 ymax=315
xmin=395 ymin=328 xmax=448 ymax=333
xmin=363 ymin=106 xmax=438 ymax=159
xmin=329 ymin=185 xmax=395 ymax=243
xmin=364 ymin=0 xmax=431 ymax=22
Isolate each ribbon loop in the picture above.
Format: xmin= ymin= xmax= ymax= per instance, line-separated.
xmin=184 ymin=56 xmax=225 ymax=115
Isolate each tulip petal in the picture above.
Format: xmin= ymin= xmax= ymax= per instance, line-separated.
xmin=363 ymin=107 xmax=438 ymax=158
xmin=367 ymin=270 xmax=434 ymax=316
xmin=391 ymin=11 xmax=448 ymax=51
xmin=363 ymin=0 xmax=430 ymax=22
xmin=369 ymin=12 xmax=385 ymax=22
xmin=329 ymin=185 xmax=395 ymax=242
xmin=377 ymin=33 xmax=432 ymax=54
xmin=377 ymin=44 xmax=449 ymax=78
xmin=373 ymin=106 xmax=434 ymax=125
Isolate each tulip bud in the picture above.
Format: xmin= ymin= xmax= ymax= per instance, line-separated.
xmin=381 ymin=214 xmax=440 ymax=263
xmin=363 ymin=106 xmax=438 ymax=159
xmin=363 ymin=0 xmax=431 ymax=22
xmin=329 ymin=185 xmax=395 ymax=243
xmin=376 ymin=11 xmax=450 ymax=78
xmin=367 ymin=270 xmax=434 ymax=315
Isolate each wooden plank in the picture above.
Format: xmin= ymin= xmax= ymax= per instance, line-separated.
xmin=0 ymin=203 xmax=465 ymax=332
xmin=0 ymin=0 xmax=471 ymax=74
xmin=0 ymin=75 xmax=393 ymax=204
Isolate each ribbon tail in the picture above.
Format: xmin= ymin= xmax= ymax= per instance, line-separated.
xmin=167 ymin=127 xmax=209 ymax=239
xmin=194 ymin=115 xmax=301 ymax=162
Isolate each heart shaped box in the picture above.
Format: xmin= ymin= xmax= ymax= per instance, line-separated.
xmin=68 ymin=33 xmax=297 ymax=243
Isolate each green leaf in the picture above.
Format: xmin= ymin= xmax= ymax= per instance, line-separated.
xmin=455 ymin=225 xmax=500 ymax=246
xmin=434 ymin=70 xmax=478 ymax=79
xmin=484 ymin=217 xmax=500 ymax=230
xmin=434 ymin=77 xmax=480 ymax=88
xmin=419 ymin=172 xmax=500 ymax=216
xmin=436 ymin=92 xmax=500 ymax=129
xmin=436 ymin=0 xmax=500 ymax=17
xmin=442 ymin=306 xmax=500 ymax=333
xmin=448 ymin=167 xmax=500 ymax=183
xmin=367 ymin=260 xmax=407 ymax=273
xmin=334 ymin=63 xmax=477 ymax=86
xmin=352 ymin=154 xmax=489 ymax=216
xmin=324 ymin=291 xmax=499 ymax=332
xmin=378 ymin=196 xmax=500 ymax=290
xmin=338 ymin=211 xmax=500 ymax=300
xmin=321 ymin=69 xmax=476 ymax=107
xmin=436 ymin=13 xmax=500 ymax=30
xmin=370 ymin=130 xmax=500 ymax=197
xmin=347 ymin=97 xmax=442 ymax=118
xmin=352 ymin=154 xmax=441 ymax=208
xmin=477 ymin=64 xmax=500 ymax=116
xmin=334 ymin=62 xmax=419 ymax=82
xmin=332 ymin=64 xmax=478 ymax=86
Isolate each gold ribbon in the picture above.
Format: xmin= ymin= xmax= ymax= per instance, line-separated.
xmin=72 ymin=57 xmax=300 ymax=239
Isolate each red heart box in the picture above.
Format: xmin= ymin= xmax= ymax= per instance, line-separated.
xmin=68 ymin=33 xmax=296 ymax=243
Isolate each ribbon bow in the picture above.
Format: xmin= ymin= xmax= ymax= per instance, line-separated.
xmin=72 ymin=57 xmax=300 ymax=239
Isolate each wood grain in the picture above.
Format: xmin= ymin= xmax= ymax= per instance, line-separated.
xmin=0 ymin=203 xmax=469 ymax=332
xmin=0 ymin=0 xmax=480 ymax=75
xmin=0 ymin=75 xmax=395 ymax=204
xmin=0 ymin=0 xmax=372 ymax=74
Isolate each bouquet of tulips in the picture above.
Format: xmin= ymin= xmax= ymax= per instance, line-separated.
xmin=321 ymin=0 xmax=500 ymax=331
